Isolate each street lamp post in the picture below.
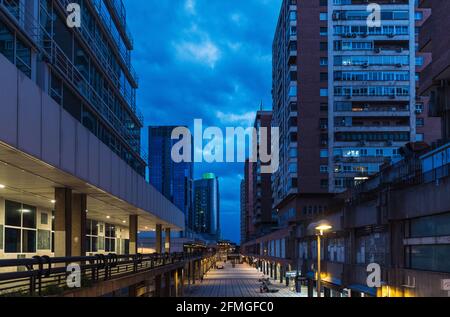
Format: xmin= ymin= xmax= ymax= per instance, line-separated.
xmin=315 ymin=223 xmax=332 ymax=298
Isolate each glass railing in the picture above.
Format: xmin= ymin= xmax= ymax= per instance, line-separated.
xmin=57 ymin=0 xmax=142 ymax=126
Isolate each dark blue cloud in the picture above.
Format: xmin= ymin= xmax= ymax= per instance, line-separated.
xmin=124 ymin=0 xmax=281 ymax=243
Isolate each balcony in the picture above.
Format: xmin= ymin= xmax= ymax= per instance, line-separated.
xmin=104 ymin=0 xmax=134 ymax=49
xmin=334 ymin=125 xmax=410 ymax=133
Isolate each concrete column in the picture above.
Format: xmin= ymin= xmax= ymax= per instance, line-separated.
xmin=280 ymin=265 xmax=284 ymax=284
xmin=54 ymin=188 xmax=72 ymax=257
xmin=350 ymin=290 xmax=362 ymax=297
xmin=274 ymin=263 xmax=278 ymax=280
xmin=174 ymin=269 xmax=179 ymax=297
xmin=187 ymin=261 xmax=192 ymax=286
xmin=129 ymin=215 xmax=138 ymax=255
xmin=179 ymin=268 xmax=184 ymax=297
xmin=192 ymin=260 xmax=196 ymax=285
xmin=165 ymin=228 xmax=171 ymax=254
xmin=154 ymin=275 xmax=162 ymax=297
xmin=71 ymin=193 xmax=87 ymax=257
xmin=307 ymin=279 xmax=314 ymax=298
xmin=155 ymin=224 xmax=162 ymax=254
xmin=164 ymin=272 xmax=171 ymax=297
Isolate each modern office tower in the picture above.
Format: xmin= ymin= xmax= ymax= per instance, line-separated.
xmin=148 ymin=126 xmax=194 ymax=233
xmin=418 ymin=0 xmax=450 ymax=142
xmin=0 ymin=0 xmax=183 ymax=260
xmin=243 ymin=159 xmax=255 ymax=242
xmin=271 ymin=0 xmax=333 ymax=222
xmin=193 ymin=173 xmax=220 ymax=241
xmin=252 ymin=111 xmax=276 ymax=236
xmin=328 ymin=0 xmax=417 ymax=192
xmin=240 ymin=179 xmax=247 ymax=245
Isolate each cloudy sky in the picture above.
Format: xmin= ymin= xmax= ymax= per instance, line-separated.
xmin=124 ymin=0 xmax=281 ymax=243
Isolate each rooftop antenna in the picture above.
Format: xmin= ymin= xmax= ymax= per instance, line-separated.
xmin=260 ymin=100 xmax=263 ymax=111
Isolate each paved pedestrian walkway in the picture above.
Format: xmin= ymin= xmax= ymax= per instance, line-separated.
xmin=185 ymin=262 xmax=304 ymax=297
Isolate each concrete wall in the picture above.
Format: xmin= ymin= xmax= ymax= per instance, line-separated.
xmin=0 ymin=53 xmax=184 ymax=229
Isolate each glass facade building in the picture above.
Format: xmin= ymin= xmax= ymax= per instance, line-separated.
xmin=148 ymin=126 xmax=194 ymax=233
xmin=193 ymin=174 xmax=220 ymax=241
xmin=0 ymin=0 xmax=146 ymax=176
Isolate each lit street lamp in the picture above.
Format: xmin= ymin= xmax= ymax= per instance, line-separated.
xmin=315 ymin=221 xmax=332 ymax=298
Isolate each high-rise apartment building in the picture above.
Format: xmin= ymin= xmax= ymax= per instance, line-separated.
xmin=148 ymin=126 xmax=194 ymax=233
xmin=252 ymin=111 xmax=277 ymax=235
xmin=328 ymin=0 xmax=417 ymax=192
xmin=241 ymin=111 xmax=277 ymax=244
xmin=244 ymin=0 xmax=442 ymax=276
xmin=0 ymin=0 xmax=184 ymax=260
xmin=272 ymin=0 xmax=333 ymax=223
xmin=193 ymin=173 xmax=220 ymax=241
xmin=240 ymin=179 xmax=246 ymax=245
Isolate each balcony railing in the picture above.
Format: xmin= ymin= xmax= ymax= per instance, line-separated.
xmin=105 ymin=0 xmax=134 ymax=49
xmin=89 ymin=0 xmax=139 ymax=86
xmin=57 ymin=0 xmax=142 ymax=124
xmin=0 ymin=252 xmax=210 ymax=297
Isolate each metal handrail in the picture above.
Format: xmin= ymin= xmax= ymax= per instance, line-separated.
xmin=48 ymin=42 xmax=147 ymax=163
xmin=90 ymin=0 xmax=139 ymax=85
xmin=56 ymin=0 xmax=141 ymax=123
xmin=0 ymin=252 xmax=212 ymax=296
xmin=106 ymin=0 xmax=134 ymax=48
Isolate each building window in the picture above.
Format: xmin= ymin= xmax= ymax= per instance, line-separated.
xmin=405 ymin=245 xmax=450 ymax=273
xmin=86 ymin=219 xmax=99 ymax=253
xmin=415 ymin=56 xmax=424 ymax=66
xmin=320 ymin=149 xmax=329 ymax=158
xmin=319 ymin=13 xmax=327 ymax=21
xmin=4 ymin=200 xmax=37 ymax=254
xmin=320 ymin=27 xmax=328 ymax=36
xmin=320 ymin=42 xmax=327 ymax=51
xmin=416 ymin=133 xmax=424 ymax=142
xmin=289 ymin=10 xmax=297 ymax=21
xmin=407 ymin=213 xmax=450 ymax=238
xmin=320 ymin=88 xmax=329 ymax=97
xmin=414 ymin=12 xmax=423 ymax=21
xmin=415 ymin=103 xmax=424 ymax=114
xmin=0 ymin=21 xmax=31 ymax=78
xmin=320 ymin=165 xmax=329 ymax=173
xmin=41 ymin=213 xmax=48 ymax=225
xmin=289 ymin=163 xmax=298 ymax=173
xmin=320 ymin=57 xmax=328 ymax=66
xmin=416 ymin=118 xmax=425 ymax=127
xmin=105 ymin=223 xmax=116 ymax=253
